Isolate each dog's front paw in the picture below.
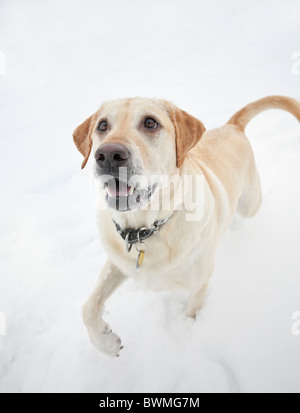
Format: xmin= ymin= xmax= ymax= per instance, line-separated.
xmin=87 ymin=324 xmax=123 ymax=357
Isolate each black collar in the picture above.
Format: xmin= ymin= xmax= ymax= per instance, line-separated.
xmin=113 ymin=214 xmax=173 ymax=253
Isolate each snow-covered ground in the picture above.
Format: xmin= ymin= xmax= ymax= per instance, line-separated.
xmin=0 ymin=0 xmax=300 ymax=393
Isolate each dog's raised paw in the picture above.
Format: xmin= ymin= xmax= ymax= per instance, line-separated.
xmin=87 ymin=324 xmax=123 ymax=357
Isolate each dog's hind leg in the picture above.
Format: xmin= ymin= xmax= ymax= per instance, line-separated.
xmin=82 ymin=260 xmax=126 ymax=357
xmin=237 ymin=159 xmax=262 ymax=219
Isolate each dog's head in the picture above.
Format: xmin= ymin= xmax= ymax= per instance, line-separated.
xmin=73 ymin=98 xmax=205 ymax=211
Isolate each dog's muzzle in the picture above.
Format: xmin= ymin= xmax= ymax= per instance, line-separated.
xmin=94 ymin=143 xmax=156 ymax=211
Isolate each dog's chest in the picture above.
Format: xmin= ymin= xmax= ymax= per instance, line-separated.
xmin=101 ymin=224 xmax=210 ymax=291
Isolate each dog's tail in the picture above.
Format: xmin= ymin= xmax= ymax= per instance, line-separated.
xmin=227 ymin=96 xmax=300 ymax=131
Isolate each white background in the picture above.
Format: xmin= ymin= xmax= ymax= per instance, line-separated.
xmin=0 ymin=0 xmax=300 ymax=392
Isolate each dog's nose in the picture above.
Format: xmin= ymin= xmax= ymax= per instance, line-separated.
xmin=95 ymin=143 xmax=131 ymax=170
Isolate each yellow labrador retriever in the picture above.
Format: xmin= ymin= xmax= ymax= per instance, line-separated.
xmin=73 ymin=96 xmax=300 ymax=356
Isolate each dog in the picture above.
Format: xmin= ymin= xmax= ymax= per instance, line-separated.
xmin=73 ymin=96 xmax=300 ymax=357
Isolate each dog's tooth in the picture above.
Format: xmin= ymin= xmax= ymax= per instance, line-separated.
xmin=129 ymin=186 xmax=134 ymax=195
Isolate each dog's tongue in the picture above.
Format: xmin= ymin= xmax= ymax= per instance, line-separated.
xmin=107 ymin=179 xmax=131 ymax=197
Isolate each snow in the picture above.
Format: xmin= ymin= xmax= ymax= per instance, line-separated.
xmin=0 ymin=0 xmax=300 ymax=393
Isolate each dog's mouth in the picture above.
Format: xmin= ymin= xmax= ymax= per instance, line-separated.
xmin=105 ymin=178 xmax=136 ymax=197
xmin=104 ymin=178 xmax=156 ymax=211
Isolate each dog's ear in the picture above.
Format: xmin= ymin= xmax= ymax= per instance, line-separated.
xmin=73 ymin=114 xmax=97 ymax=169
xmin=168 ymin=106 xmax=206 ymax=168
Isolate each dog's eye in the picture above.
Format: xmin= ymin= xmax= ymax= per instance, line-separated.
xmin=98 ymin=121 xmax=108 ymax=132
xmin=144 ymin=118 xmax=158 ymax=129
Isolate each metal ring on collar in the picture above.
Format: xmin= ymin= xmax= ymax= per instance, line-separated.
xmin=125 ymin=232 xmax=132 ymax=253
